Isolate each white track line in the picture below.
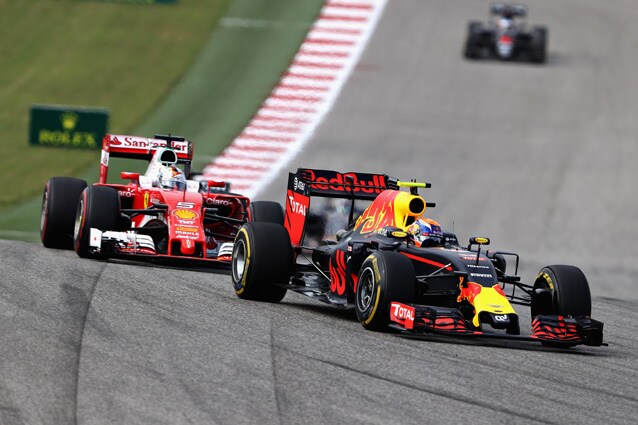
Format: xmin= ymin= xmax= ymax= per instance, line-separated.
xmin=203 ymin=0 xmax=388 ymax=198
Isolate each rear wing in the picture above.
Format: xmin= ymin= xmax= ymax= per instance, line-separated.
xmin=490 ymin=3 xmax=527 ymax=17
xmin=291 ymin=168 xmax=399 ymax=200
xmin=285 ymin=168 xmax=431 ymax=245
xmin=99 ymin=134 xmax=193 ymax=183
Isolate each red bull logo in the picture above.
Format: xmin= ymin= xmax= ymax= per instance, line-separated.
xmin=305 ymin=169 xmax=387 ymax=194
xmin=355 ymin=191 xmax=398 ymax=233
xmin=457 ymin=281 xmax=483 ymax=304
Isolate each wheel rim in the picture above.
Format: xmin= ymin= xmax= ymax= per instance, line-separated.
xmin=74 ymin=198 xmax=84 ymax=241
xmin=356 ymin=267 xmax=376 ymax=312
xmin=232 ymin=239 xmax=247 ymax=284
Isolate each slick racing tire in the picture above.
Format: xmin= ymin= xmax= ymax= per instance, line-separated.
xmin=232 ymin=222 xmax=291 ymax=302
xmin=248 ymin=201 xmax=285 ymax=224
xmin=41 ymin=177 xmax=87 ymax=249
xmin=74 ymin=185 xmax=120 ymax=259
xmin=531 ymin=265 xmax=592 ymax=318
xmin=464 ymin=21 xmax=483 ymax=59
xmin=356 ymin=251 xmax=416 ymax=331
xmin=530 ymin=26 xmax=547 ymax=63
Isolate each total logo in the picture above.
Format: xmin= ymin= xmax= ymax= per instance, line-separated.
xmin=288 ymin=195 xmax=307 ymax=216
xmin=391 ymin=302 xmax=415 ymax=321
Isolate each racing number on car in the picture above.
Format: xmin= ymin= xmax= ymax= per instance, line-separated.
xmin=329 ymin=250 xmax=347 ymax=296
xmin=177 ymin=202 xmax=195 ymax=209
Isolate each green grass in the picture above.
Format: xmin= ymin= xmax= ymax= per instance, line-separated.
xmin=0 ymin=0 xmax=231 ymax=206
xmin=0 ymin=0 xmax=325 ymax=242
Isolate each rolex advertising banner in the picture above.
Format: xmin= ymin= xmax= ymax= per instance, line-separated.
xmin=29 ymin=105 xmax=109 ymax=149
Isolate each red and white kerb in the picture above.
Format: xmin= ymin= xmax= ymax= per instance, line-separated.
xmin=202 ymin=0 xmax=388 ymax=198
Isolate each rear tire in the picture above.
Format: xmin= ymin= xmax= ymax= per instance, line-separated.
xmin=355 ymin=251 xmax=416 ymax=331
xmin=531 ymin=265 xmax=591 ymax=318
xmin=232 ymin=222 xmax=291 ymax=302
xmin=530 ymin=26 xmax=547 ymax=63
xmin=74 ymin=185 xmax=120 ymax=259
xmin=248 ymin=201 xmax=285 ymax=224
xmin=40 ymin=177 xmax=87 ymax=249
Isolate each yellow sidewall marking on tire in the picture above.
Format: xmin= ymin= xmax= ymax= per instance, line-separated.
xmin=235 ymin=228 xmax=251 ymax=296
xmin=363 ymin=257 xmax=382 ymax=326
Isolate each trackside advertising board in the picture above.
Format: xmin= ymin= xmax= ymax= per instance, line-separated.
xmin=29 ymin=105 xmax=109 ymax=149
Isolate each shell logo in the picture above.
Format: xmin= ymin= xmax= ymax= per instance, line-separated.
xmin=173 ymin=209 xmax=198 ymax=219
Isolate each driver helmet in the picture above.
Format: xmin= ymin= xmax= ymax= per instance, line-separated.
xmin=408 ymin=218 xmax=443 ymax=247
xmin=498 ymin=16 xmax=513 ymax=30
xmin=158 ymin=164 xmax=187 ymax=190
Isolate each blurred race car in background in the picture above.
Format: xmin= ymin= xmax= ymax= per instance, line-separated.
xmin=464 ymin=3 xmax=547 ymax=63
xmin=230 ymin=168 xmax=604 ymax=348
xmin=40 ymin=134 xmax=280 ymax=264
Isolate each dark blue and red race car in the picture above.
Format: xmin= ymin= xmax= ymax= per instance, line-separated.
xmin=230 ymin=168 xmax=604 ymax=348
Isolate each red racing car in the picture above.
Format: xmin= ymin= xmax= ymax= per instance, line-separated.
xmin=41 ymin=134 xmax=281 ymax=264
xmin=230 ymin=168 xmax=604 ymax=348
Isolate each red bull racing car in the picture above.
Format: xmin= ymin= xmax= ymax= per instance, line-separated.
xmin=41 ymin=134 xmax=281 ymax=264
xmin=464 ymin=3 xmax=547 ymax=63
xmin=230 ymin=168 xmax=604 ymax=348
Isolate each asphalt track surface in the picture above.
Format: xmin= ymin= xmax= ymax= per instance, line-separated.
xmin=2 ymin=1 xmax=638 ymax=424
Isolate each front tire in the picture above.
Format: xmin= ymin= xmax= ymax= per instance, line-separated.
xmin=41 ymin=177 xmax=87 ymax=249
xmin=355 ymin=251 xmax=416 ymax=331
xmin=74 ymin=185 xmax=120 ymax=259
xmin=232 ymin=222 xmax=291 ymax=302
xmin=530 ymin=26 xmax=547 ymax=63
xmin=464 ymin=21 xmax=483 ymax=59
xmin=531 ymin=265 xmax=591 ymax=318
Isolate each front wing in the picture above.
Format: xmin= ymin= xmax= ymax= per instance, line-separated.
xmin=88 ymin=228 xmax=234 ymax=263
xmin=389 ymin=302 xmax=605 ymax=347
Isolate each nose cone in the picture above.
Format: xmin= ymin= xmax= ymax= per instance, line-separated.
xmin=180 ymin=239 xmax=196 ymax=256
xmin=459 ymin=282 xmax=516 ymax=328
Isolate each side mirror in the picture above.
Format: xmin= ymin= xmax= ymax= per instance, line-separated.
xmin=469 ymin=237 xmax=490 ymax=246
xmin=208 ymin=180 xmax=226 ymax=188
xmin=121 ymin=172 xmax=140 ymax=182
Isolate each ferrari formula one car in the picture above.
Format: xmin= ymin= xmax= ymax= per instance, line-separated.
xmin=41 ymin=134 xmax=282 ymax=264
xmin=464 ymin=3 xmax=547 ymax=63
xmin=230 ymin=168 xmax=604 ymax=348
